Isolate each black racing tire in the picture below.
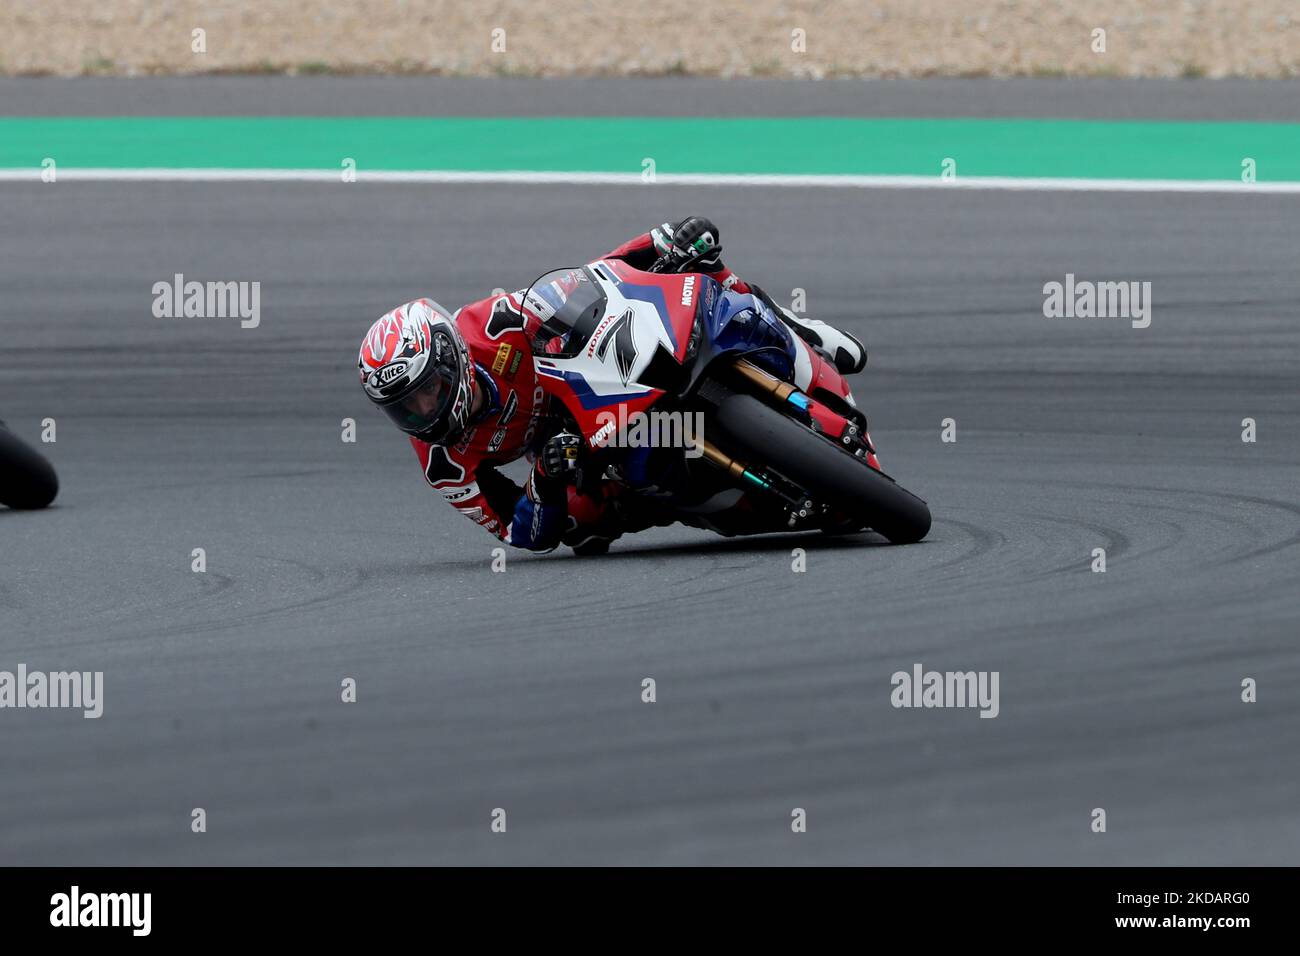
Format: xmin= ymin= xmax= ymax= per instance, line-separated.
xmin=0 ymin=424 xmax=59 ymax=509
xmin=570 ymin=538 xmax=612 ymax=557
xmin=711 ymin=394 xmax=930 ymax=544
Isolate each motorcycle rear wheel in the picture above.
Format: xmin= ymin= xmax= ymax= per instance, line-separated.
xmin=0 ymin=424 xmax=59 ymax=509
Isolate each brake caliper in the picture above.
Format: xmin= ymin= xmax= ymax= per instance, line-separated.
xmin=799 ymin=397 xmax=879 ymax=469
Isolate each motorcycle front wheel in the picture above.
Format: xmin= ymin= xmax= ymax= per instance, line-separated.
xmin=710 ymin=394 xmax=930 ymax=544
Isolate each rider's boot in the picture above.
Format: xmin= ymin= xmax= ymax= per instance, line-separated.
xmin=776 ymin=306 xmax=868 ymax=376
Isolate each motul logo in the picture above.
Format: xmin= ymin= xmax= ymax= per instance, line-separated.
xmin=680 ymin=275 xmax=696 ymax=307
xmin=589 ymin=419 xmax=616 ymax=448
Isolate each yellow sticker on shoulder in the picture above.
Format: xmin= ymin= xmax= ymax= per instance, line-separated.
xmin=491 ymin=342 xmax=512 ymax=375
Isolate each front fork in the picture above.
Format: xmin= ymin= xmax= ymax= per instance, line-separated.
xmin=731 ymin=359 xmax=880 ymax=469
xmin=695 ymin=437 xmax=817 ymax=524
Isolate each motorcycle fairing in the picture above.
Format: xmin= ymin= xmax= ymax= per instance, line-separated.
xmin=529 ymin=260 xmax=828 ymax=455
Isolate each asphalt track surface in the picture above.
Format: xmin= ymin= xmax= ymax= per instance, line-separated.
xmin=2 ymin=81 xmax=1299 ymax=865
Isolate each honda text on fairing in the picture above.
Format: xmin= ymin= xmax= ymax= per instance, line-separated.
xmin=357 ymin=217 xmax=929 ymax=555
xmin=0 ymin=421 xmax=58 ymax=510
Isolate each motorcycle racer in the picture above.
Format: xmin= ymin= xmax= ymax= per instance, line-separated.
xmin=357 ymin=216 xmax=868 ymax=553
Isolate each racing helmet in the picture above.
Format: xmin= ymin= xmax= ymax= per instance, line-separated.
xmin=358 ymin=299 xmax=475 ymax=445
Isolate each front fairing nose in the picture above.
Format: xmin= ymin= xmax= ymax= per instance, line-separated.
xmin=675 ymin=288 xmax=797 ymax=396
xmin=711 ymin=291 xmax=797 ymax=367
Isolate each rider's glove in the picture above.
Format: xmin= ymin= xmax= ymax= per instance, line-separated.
xmin=651 ymin=216 xmax=723 ymax=272
xmin=538 ymin=431 xmax=583 ymax=481
xmin=530 ymin=431 xmax=584 ymax=505
xmin=539 ymin=431 xmax=583 ymax=480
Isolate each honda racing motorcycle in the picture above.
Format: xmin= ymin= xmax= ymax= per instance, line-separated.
xmin=520 ymin=253 xmax=930 ymax=551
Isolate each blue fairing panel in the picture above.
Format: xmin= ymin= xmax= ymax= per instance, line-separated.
xmin=703 ymin=290 xmax=797 ymax=381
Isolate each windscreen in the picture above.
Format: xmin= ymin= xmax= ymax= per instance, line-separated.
xmin=520 ymin=266 xmax=609 ymax=358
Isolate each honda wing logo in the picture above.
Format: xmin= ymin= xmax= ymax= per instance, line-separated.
xmin=595 ymin=308 xmax=639 ymax=385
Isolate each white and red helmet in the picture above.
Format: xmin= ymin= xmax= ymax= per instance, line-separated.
xmin=358 ymin=299 xmax=475 ymax=444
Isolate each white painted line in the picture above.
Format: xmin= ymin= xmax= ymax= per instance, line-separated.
xmin=1 ymin=168 xmax=1298 ymax=193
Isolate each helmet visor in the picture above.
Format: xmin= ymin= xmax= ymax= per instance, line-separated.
xmin=380 ymin=359 xmax=460 ymax=442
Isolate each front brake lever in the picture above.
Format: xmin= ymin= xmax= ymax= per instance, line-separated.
xmin=650 ymin=250 xmax=707 ymax=275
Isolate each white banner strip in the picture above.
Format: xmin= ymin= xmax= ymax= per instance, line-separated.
xmin=1 ymin=168 xmax=1298 ymax=193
